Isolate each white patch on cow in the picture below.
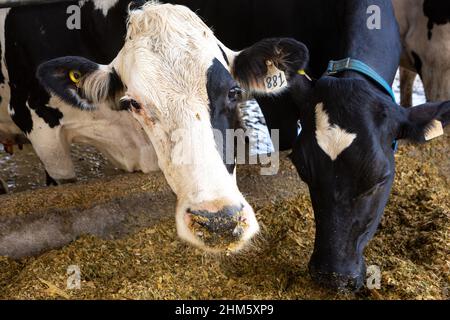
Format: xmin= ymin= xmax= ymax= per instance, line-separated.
xmin=80 ymin=64 xmax=114 ymax=106
xmin=46 ymin=95 xmax=160 ymax=175
xmin=26 ymin=104 xmax=76 ymax=180
xmin=424 ymin=120 xmax=444 ymax=141
xmin=93 ymin=0 xmax=120 ymax=16
xmin=0 ymin=8 xmax=22 ymax=138
xmin=315 ymin=103 xmax=357 ymax=161
xmin=232 ymin=163 xmax=237 ymax=184
xmin=105 ymin=3 xmax=259 ymax=251
xmin=0 ymin=9 xmax=11 ymax=95
xmin=80 ymin=0 xmax=120 ymax=17
xmin=7 ymin=104 xmax=14 ymax=116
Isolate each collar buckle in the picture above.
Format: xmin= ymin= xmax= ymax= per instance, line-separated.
xmin=327 ymin=58 xmax=352 ymax=75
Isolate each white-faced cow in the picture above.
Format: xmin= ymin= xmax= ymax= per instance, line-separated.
xmin=393 ymin=0 xmax=450 ymax=106
xmin=1 ymin=1 xmax=262 ymax=252
xmin=37 ymin=1 xmax=327 ymax=252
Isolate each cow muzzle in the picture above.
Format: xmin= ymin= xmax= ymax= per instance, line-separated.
xmin=177 ymin=199 xmax=259 ymax=253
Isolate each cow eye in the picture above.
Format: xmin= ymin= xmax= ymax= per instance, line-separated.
xmin=228 ymin=86 xmax=242 ymax=102
xmin=357 ymin=175 xmax=391 ymax=199
xmin=119 ymin=97 xmax=141 ymax=111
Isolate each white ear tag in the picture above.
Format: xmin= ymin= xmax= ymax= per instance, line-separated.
xmin=264 ymin=60 xmax=288 ymax=93
xmin=425 ymin=120 xmax=444 ymax=141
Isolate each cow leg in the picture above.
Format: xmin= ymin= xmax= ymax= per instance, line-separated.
xmin=0 ymin=177 xmax=8 ymax=195
xmin=27 ymin=117 xmax=76 ymax=186
xmin=400 ymin=67 xmax=417 ymax=107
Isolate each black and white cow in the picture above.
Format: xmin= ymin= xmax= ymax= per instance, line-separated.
xmin=393 ymin=0 xmax=450 ymax=106
xmin=0 ymin=0 xmax=160 ymax=193
xmin=230 ymin=0 xmax=450 ymax=289
xmin=177 ymin=0 xmax=449 ymax=290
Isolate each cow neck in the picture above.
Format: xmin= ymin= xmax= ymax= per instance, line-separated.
xmin=325 ymin=58 xmax=396 ymax=102
xmin=336 ymin=0 xmax=402 ymax=83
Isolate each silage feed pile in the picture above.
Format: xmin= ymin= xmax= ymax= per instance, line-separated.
xmin=0 ymin=134 xmax=448 ymax=300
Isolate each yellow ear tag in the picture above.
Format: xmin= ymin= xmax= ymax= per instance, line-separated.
xmin=69 ymin=70 xmax=82 ymax=84
xmin=298 ymin=69 xmax=312 ymax=81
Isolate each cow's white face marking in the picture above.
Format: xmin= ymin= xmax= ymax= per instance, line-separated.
xmin=98 ymin=3 xmax=258 ymax=251
xmin=315 ymin=103 xmax=357 ymax=161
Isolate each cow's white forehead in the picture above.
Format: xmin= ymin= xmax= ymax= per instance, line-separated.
xmin=315 ymin=103 xmax=357 ymax=161
xmin=114 ymin=2 xmax=228 ymax=111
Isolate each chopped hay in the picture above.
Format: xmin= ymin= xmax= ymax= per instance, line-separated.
xmin=0 ymin=133 xmax=448 ymax=300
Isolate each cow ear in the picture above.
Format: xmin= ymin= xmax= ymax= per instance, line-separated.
xmin=129 ymin=0 xmax=147 ymax=11
xmin=396 ymin=101 xmax=450 ymax=142
xmin=231 ymin=38 xmax=309 ymax=96
xmin=37 ymin=56 xmax=124 ymax=110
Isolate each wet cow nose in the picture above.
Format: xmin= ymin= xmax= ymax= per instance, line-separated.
xmin=186 ymin=205 xmax=247 ymax=248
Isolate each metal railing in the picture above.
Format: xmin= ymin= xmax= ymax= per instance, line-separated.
xmin=0 ymin=0 xmax=76 ymax=8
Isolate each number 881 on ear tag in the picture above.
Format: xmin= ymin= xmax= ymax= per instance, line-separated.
xmin=264 ymin=60 xmax=288 ymax=93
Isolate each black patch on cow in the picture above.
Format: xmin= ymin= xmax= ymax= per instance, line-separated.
xmin=9 ymin=85 xmax=34 ymax=134
xmin=108 ymin=67 xmax=125 ymax=98
xmin=218 ymin=45 xmax=230 ymax=66
xmin=45 ymin=170 xmax=58 ymax=186
xmin=37 ymin=56 xmax=124 ymax=110
xmin=411 ymin=51 xmax=423 ymax=78
xmin=423 ymin=0 xmax=450 ymax=40
xmin=26 ymin=86 xmax=64 ymax=128
xmin=37 ymin=56 xmax=100 ymax=110
xmin=10 ymin=106 xmax=33 ymax=134
xmin=206 ymin=58 xmax=242 ymax=174
xmin=35 ymin=105 xmax=63 ymax=128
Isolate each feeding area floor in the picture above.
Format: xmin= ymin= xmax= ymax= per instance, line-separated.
xmin=0 ymin=132 xmax=449 ymax=300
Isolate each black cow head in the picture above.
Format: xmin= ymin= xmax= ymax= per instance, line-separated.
xmin=233 ymin=38 xmax=450 ymax=291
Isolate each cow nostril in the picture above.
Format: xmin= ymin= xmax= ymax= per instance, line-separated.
xmin=232 ymin=225 xmax=245 ymax=238
xmin=185 ymin=205 xmax=248 ymax=247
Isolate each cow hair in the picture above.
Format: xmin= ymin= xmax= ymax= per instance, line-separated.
xmin=78 ymin=66 xmax=123 ymax=107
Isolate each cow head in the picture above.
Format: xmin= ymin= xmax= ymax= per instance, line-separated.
xmin=36 ymin=3 xmax=253 ymax=253
xmin=232 ymin=38 xmax=450 ymax=290
xmin=35 ymin=3 xmax=308 ymax=253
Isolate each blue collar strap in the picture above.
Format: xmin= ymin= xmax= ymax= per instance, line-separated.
xmin=325 ymin=58 xmax=398 ymax=151
xmin=326 ymin=58 xmax=397 ymax=102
